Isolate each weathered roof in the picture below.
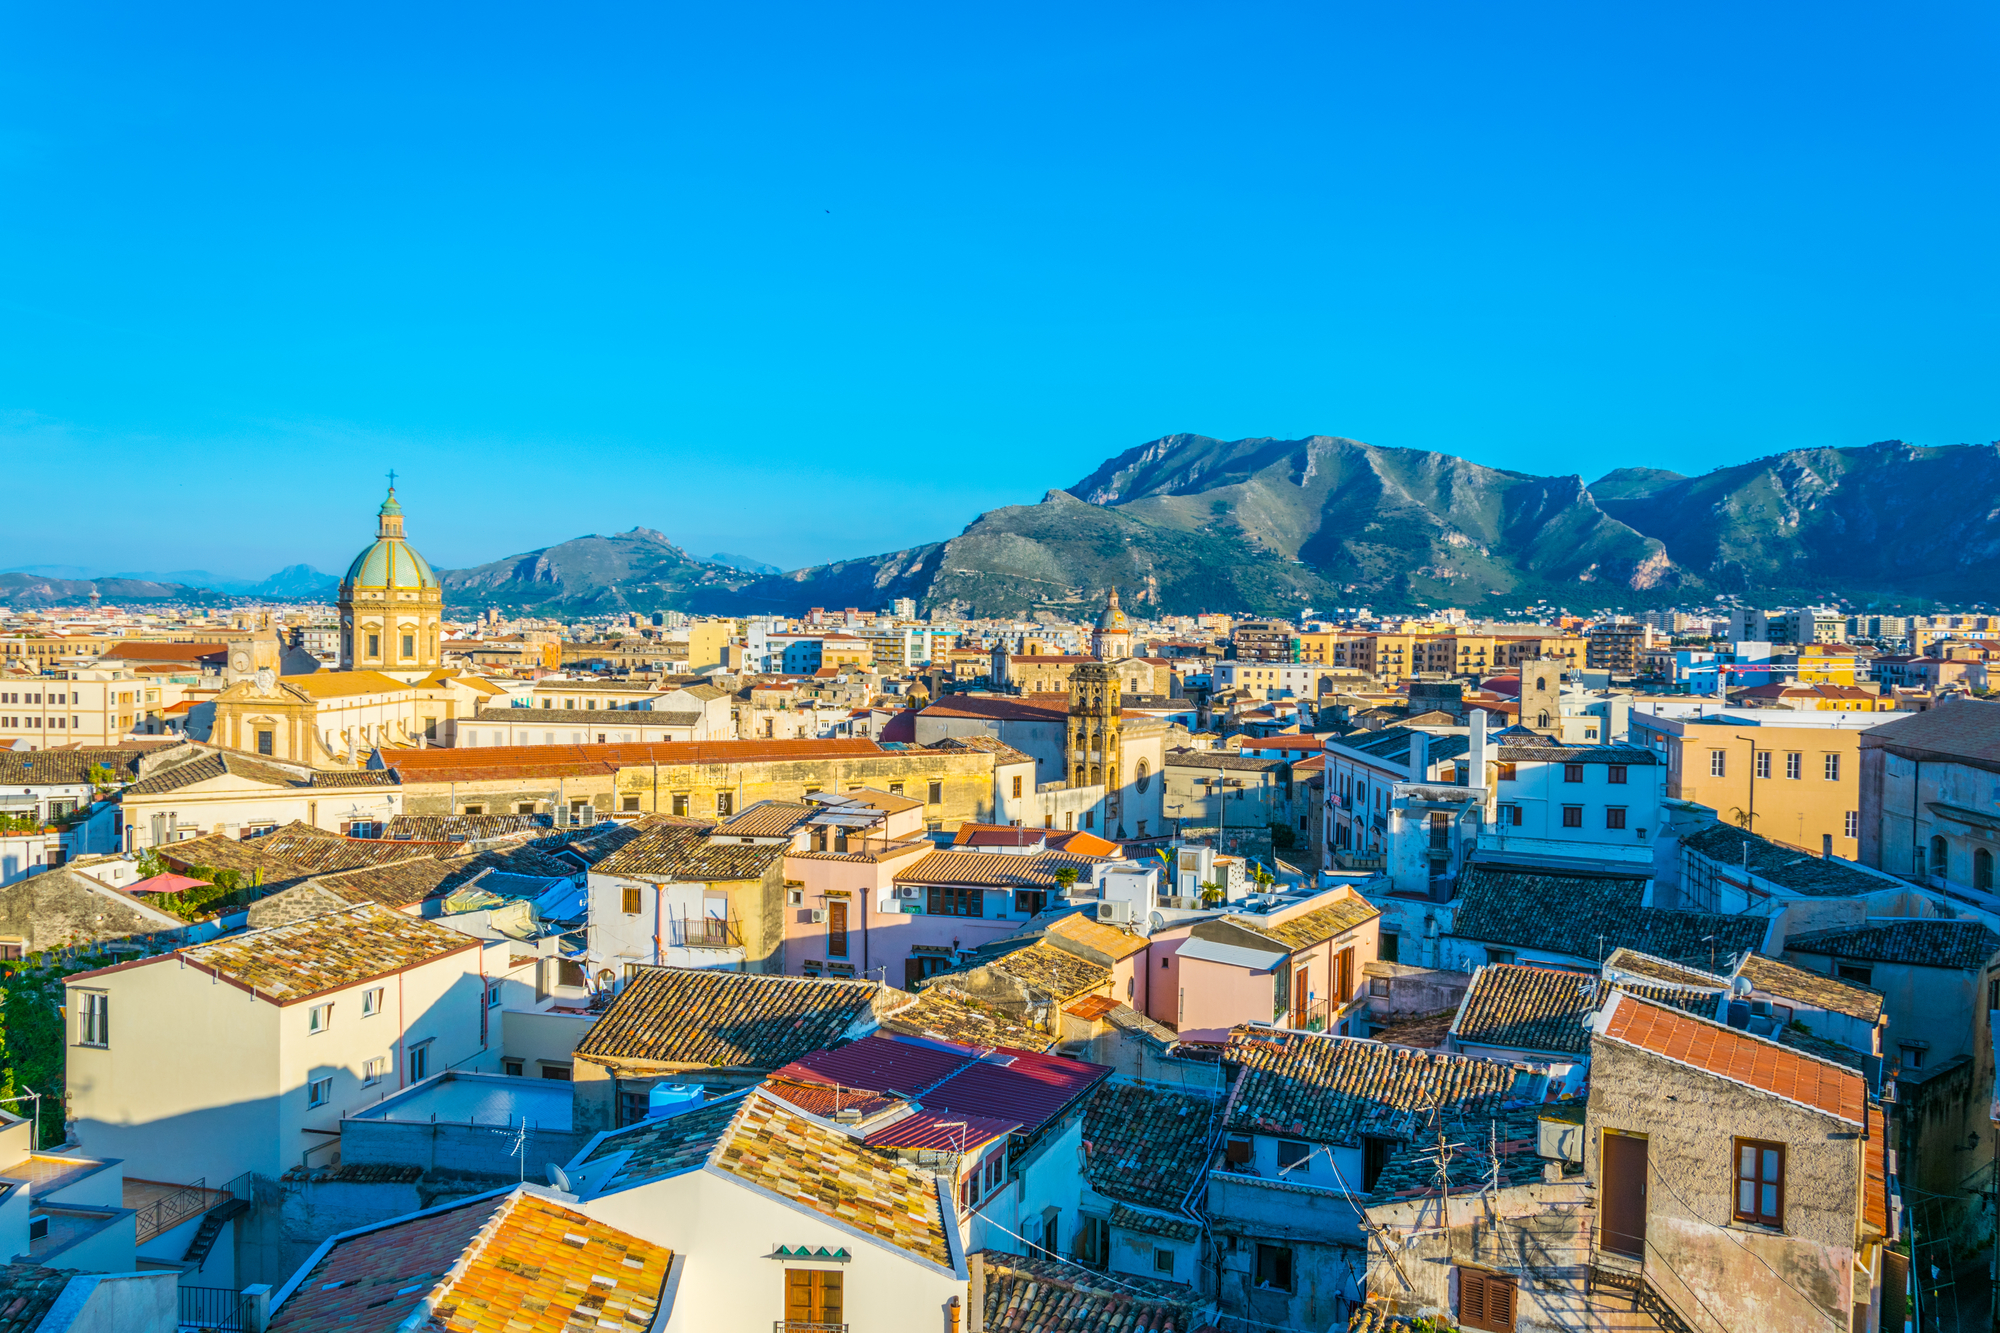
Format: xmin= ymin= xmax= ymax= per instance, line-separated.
xmin=1492 ymin=733 xmax=1658 ymax=765
xmin=470 ymin=706 xmax=701 ymax=728
xmin=593 ymin=821 xmax=788 ymax=881
xmin=925 ymin=735 xmax=1036 ymax=766
xmin=880 ymin=985 xmax=1058 ymax=1052
xmin=1364 ymin=1104 xmax=1567 ymax=1202
xmin=1165 ymin=748 xmax=1289 ymax=773
xmin=380 ymin=738 xmax=888 ymax=784
xmin=575 ymin=1094 xmax=746 ymax=1192
xmin=0 ymin=747 xmax=147 ymax=786
xmin=1776 ymin=1026 xmax=1871 ymax=1072
xmin=713 ymin=1093 xmax=954 ymax=1268
xmin=1042 ymin=911 xmax=1150 ymax=963
xmin=0 ymin=1264 xmax=77 ymax=1333
xmin=895 ymin=850 xmax=1112 ymax=891
xmin=1223 ymin=1028 xmax=1521 ymax=1146
xmin=980 ymin=941 xmax=1111 ymax=1003
xmin=380 ymin=813 xmax=547 ymax=841
xmin=978 ymin=1253 xmax=1203 ymax=1332
xmin=1595 ymin=992 xmax=1865 ymax=1124
xmin=1081 ymin=1081 xmax=1219 ymax=1214
xmin=1784 ymin=919 xmax=2000 ymax=971
xmin=1222 ymin=896 xmax=1379 ymax=952
xmin=1602 ymin=947 xmax=1727 ymax=989
xmin=1452 ymin=964 xmax=1718 ymax=1056
xmin=1681 ymin=823 xmax=1892 ymax=897
xmin=1333 ymin=726 xmax=1472 ymax=767
xmin=268 ymin=1187 xmax=671 ymax=1333
xmin=154 ymin=902 xmax=474 ymax=1004
xmin=1451 ymin=861 xmax=1769 ymax=965
xmin=574 ymin=966 xmax=891 ymax=1071
xmin=920 ymin=696 xmax=1067 ymax=723
xmin=1857 ymin=697 xmax=2000 ymax=768
xmin=714 ymin=801 xmax=817 ymax=839
xmin=156 ymin=822 xmax=455 ymax=888
xmin=307 ymin=768 xmax=401 ymax=788
xmin=1733 ymin=952 xmax=1885 ymax=1023
xmin=125 ymin=749 xmax=309 ymax=795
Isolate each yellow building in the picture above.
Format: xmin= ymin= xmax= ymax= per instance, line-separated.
xmin=684 ymin=620 xmax=734 ymax=672
xmin=1790 ymin=645 xmax=1862 ymax=686
xmin=338 ymin=485 xmax=443 ymax=677
xmin=1293 ymin=631 xmax=1581 ymax=684
xmin=1645 ymin=714 xmax=1879 ymax=859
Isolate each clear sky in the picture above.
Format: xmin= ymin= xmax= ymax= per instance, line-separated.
xmin=2 ymin=2 xmax=1994 ymax=580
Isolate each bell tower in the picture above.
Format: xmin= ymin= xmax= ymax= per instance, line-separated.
xmin=1521 ymin=656 xmax=1562 ymax=736
xmin=1068 ymin=663 xmax=1123 ymax=827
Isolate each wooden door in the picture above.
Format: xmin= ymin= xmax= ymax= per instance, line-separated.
xmin=1600 ymin=1132 xmax=1647 ymax=1258
xmin=1336 ymin=947 xmax=1355 ymax=1001
xmin=1293 ymin=970 xmax=1308 ymax=1020
xmin=784 ymin=1269 xmax=843 ymax=1324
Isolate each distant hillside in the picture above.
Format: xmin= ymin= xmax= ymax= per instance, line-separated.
xmin=0 ymin=572 xmax=230 ymax=608
xmin=439 ymin=527 xmax=751 ymax=612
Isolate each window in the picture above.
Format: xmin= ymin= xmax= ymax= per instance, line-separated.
xmin=1485 ymin=949 xmax=1515 ymax=966
xmin=503 ymin=1059 xmax=524 ymax=1077
xmin=1561 ymin=805 xmax=1582 ymax=828
xmin=927 ymin=885 xmax=985 ymax=917
xmin=1733 ymin=1138 xmax=1785 ymax=1228
xmin=1755 ymin=751 xmax=1772 ymax=780
xmin=487 ymin=982 xmax=502 ymax=1008
xmin=1563 ymin=763 xmax=1583 ymax=783
xmin=1899 ymin=1044 xmax=1925 ymax=1071
xmin=1836 ymin=961 xmax=1873 ymax=986
xmin=621 ymin=887 xmax=643 ymax=915
xmin=1380 ymin=932 xmax=1400 ymax=964
xmin=517 ymin=802 xmax=536 ymax=814
xmin=363 ymin=1058 xmax=386 ymax=1085
xmin=1605 ymin=807 xmax=1626 ymax=830
xmin=308 ymin=1076 xmax=334 ymax=1108
xmin=1607 ymin=764 xmax=1627 ymax=784
xmin=1710 ymin=750 xmax=1726 ymax=777
xmin=1154 ymin=1247 xmax=1175 ymax=1274
xmin=1276 ymin=1139 xmax=1310 ymax=1172
xmin=1077 ymin=1215 xmax=1111 ymax=1268
xmin=1010 ymin=775 xmax=1023 ymax=798
xmin=1844 ymin=810 xmax=1860 ymax=839
xmin=621 ymin=795 xmax=640 ymax=812
xmin=1824 ymin=753 xmax=1841 ymax=781
xmin=716 ymin=791 xmax=734 ymax=817
xmin=541 ymin=1062 xmax=573 ymax=1081
xmin=401 ymin=634 xmax=415 ymax=658
xmin=1498 ymin=803 xmax=1521 ymax=826
xmin=256 ymin=728 xmax=274 ymax=756
xmin=671 ymin=794 xmax=688 ymax=816
xmin=1363 ymin=1136 xmax=1394 ymax=1192
xmin=1255 ymin=1243 xmax=1295 ymax=1293
xmin=308 ymin=1003 xmax=333 ymax=1033
xmin=1369 ymin=977 xmax=1391 ymax=998
xmin=1978 ymin=849 xmax=1994 ymax=894
xmin=77 ymin=992 xmax=108 ymax=1047
xmin=463 ymin=804 xmax=485 ymax=816
xmin=407 ymin=1042 xmax=430 ymax=1083
xmin=1931 ymin=835 xmax=1949 ymax=880
xmin=367 ymin=633 xmax=380 ymax=658
xmin=361 ymin=987 xmax=383 ymax=1017
xmin=1458 ymin=1267 xmax=1519 ymax=1332
xmin=784 ymin=1270 xmax=843 ymax=1326
xmin=1785 ymin=752 xmax=1802 ymax=780
xmin=558 ymin=960 xmax=585 ymax=987
xmin=928 ymin=780 xmax=943 ymax=805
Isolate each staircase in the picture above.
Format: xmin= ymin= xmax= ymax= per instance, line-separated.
xmin=1588 ymin=1260 xmax=1698 ymax=1333
xmin=181 ymin=1197 xmax=248 ymax=1272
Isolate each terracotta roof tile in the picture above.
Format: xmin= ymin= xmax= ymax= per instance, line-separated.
xmin=1223 ymin=1028 xmax=1522 ymax=1146
xmin=577 ymin=1095 xmax=745 ymax=1191
xmin=980 ymin=941 xmax=1111 ymax=1004
xmin=1453 ymin=964 xmax=1720 ymax=1055
xmin=575 ymin=966 xmax=891 ymax=1071
xmin=896 ymin=850 xmax=1112 ymax=891
xmin=1734 ymin=952 xmax=1885 ymax=1024
xmin=1223 ymin=897 xmax=1378 ymax=952
xmin=1784 ymin=920 xmax=2000 ymax=971
xmin=161 ymin=902 xmax=475 ymax=1003
xmin=270 ymin=1188 xmax=672 ymax=1333
xmin=978 ymin=1253 xmax=1201 ymax=1332
xmin=713 ymin=1094 xmax=954 ymax=1268
xmin=1081 ymin=1082 xmax=1219 ymax=1213
xmin=593 ymin=821 xmax=787 ymax=881
xmin=0 ymin=1264 xmax=77 ymax=1333
xmin=1452 ymin=861 xmax=1769 ymax=965
xmin=881 ymin=986 xmax=1058 ymax=1052
xmin=1597 ymin=992 xmax=1865 ymax=1123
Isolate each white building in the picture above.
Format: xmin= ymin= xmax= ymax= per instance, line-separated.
xmin=1480 ymin=725 xmax=1663 ymax=861
xmin=65 ymin=902 xmax=487 ymax=1187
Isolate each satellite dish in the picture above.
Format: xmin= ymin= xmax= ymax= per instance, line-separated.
xmin=546 ymin=1163 xmax=573 ymax=1193
xmin=1730 ymin=976 xmax=1752 ymax=998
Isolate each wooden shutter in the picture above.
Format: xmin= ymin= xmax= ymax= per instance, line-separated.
xmin=785 ymin=1270 xmax=813 ymax=1322
xmin=1458 ymin=1268 xmax=1517 ymax=1332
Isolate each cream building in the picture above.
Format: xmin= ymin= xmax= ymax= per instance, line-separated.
xmin=0 ymin=668 xmax=188 ymax=748
xmin=338 ymin=485 xmax=443 ymax=678
xmin=207 ymin=669 xmax=501 ymax=768
xmin=64 ymin=903 xmax=485 ymax=1189
xmin=119 ymin=747 xmax=404 ymax=849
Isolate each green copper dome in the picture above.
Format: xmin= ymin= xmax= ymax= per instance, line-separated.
xmin=342 ymin=486 xmax=439 ymax=591
xmin=344 ymin=538 xmax=438 ymax=590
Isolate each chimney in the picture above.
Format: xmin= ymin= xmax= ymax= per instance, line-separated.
xmin=1408 ymin=731 xmax=1429 ymax=783
xmin=1468 ymin=708 xmax=1488 ymax=790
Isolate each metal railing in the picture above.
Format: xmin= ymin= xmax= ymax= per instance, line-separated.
xmin=178 ymin=1285 xmax=249 ymax=1331
xmin=134 ymin=1177 xmax=207 ymax=1244
xmin=672 ymin=918 xmax=743 ymax=949
xmin=773 ymin=1323 xmax=848 ymax=1333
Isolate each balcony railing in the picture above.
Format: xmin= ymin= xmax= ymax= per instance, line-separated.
xmin=774 ymin=1323 xmax=848 ymax=1333
xmin=178 ymin=1284 xmax=250 ymax=1330
xmin=672 ymin=918 xmax=742 ymax=950
xmin=134 ymin=1177 xmax=214 ymax=1243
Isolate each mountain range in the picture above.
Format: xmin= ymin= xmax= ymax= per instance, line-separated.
xmin=6 ymin=435 xmax=1995 ymax=616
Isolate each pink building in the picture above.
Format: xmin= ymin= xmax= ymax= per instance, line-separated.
xmin=1147 ymin=885 xmax=1381 ymax=1043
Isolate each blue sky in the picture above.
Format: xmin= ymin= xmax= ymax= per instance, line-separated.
xmin=2 ymin=2 xmax=1994 ymax=579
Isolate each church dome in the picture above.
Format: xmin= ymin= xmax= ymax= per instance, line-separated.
xmin=342 ymin=487 xmax=440 ymax=591
xmin=1096 ymin=587 xmax=1129 ymax=631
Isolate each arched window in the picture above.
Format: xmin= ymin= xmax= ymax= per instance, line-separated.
xmin=1535 ymin=676 xmax=1547 ymax=692
xmin=1976 ymin=848 xmax=1994 ymax=893
xmin=1537 ymin=711 xmax=1551 ymax=729
xmin=1135 ymin=759 xmax=1151 ymax=793
xmin=1075 ymin=766 xmax=1087 ymax=787
xmin=1930 ymin=835 xmax=1949 ymax=880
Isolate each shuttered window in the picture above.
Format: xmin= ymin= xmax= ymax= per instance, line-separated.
xmin=1458 ymin=1267 xmax=1517 ymax=1332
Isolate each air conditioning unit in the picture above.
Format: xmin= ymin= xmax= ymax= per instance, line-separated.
xmin=898 ymin=886 xmax=920 ymax=899
xmin=1096 ymin=900 xmax=1135 ymax=924
xmin=809 ymin=908 xmax=827 ymax=923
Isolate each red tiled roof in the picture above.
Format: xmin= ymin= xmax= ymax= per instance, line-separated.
xmin=776 ymin=1035 xmax=1109 ymax=1137
xmin=1598 ymin=993 xmax=1865 ymax=1123
xmin=1065 ymin=995 xmax=1121 ymax=1021
xmin=919 ymin=696 xmax=1068 ymax=723
xmin=862 ymin=1108 xmax=1019 ymax=1152
xmin=382 ymin=738 xmax=885 ymax=783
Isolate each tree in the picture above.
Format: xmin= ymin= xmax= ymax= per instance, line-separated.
xmin=1052 ymin=867 xmax=1080 ymax=892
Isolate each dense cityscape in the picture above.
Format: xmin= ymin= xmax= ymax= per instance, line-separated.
xmin=0 ymin=480 xmax=1991 ymax=1332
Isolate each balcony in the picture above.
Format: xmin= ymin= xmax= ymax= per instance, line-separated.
xmin=774 ymin=1324 xmax=847 ymax=1333
xmin=671 ymin=918 xmax=743 ymax=949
